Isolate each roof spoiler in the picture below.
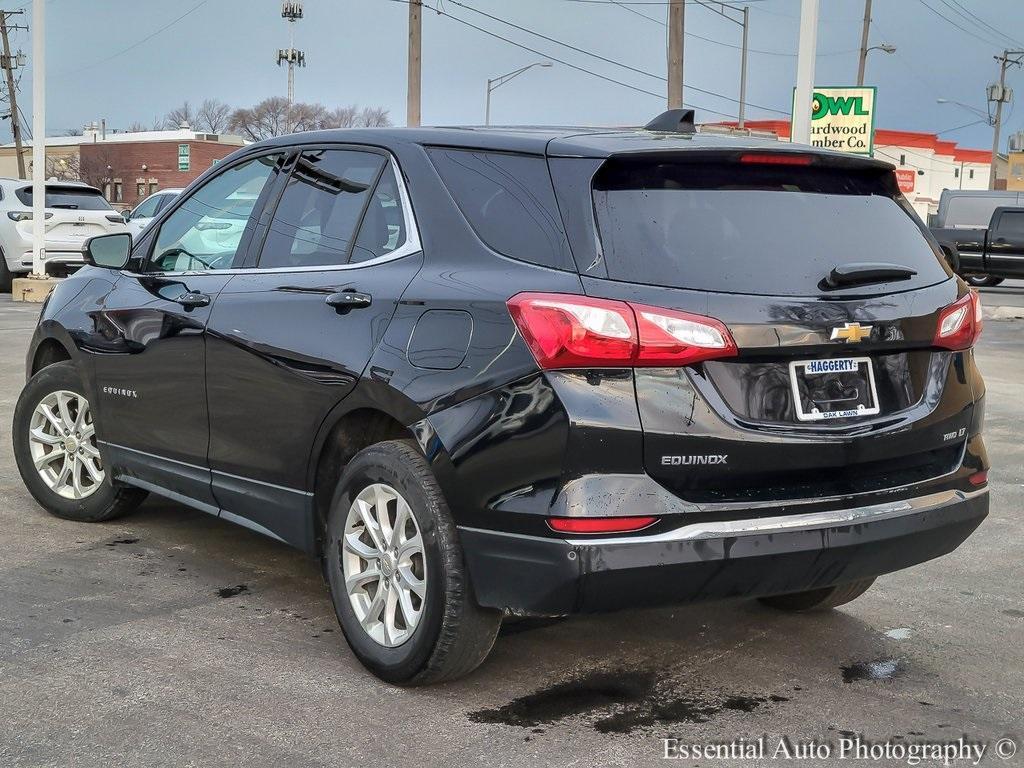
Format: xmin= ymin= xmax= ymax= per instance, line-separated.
xmin=644 ymin=109 xmax=696 ymax=134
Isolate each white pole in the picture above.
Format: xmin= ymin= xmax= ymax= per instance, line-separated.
xmin=791 ymin=0 xmax=818 ymax=146
xmin=30 ymin=0 xmax=44 ymax=278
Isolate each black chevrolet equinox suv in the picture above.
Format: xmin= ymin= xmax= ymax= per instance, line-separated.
xmin=14 ymin=112 xmax=990 ymax=685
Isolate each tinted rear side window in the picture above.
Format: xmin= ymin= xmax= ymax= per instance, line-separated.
xmin=592 ymin=159 xmax=949 ymax=297
xmin=427 ymin=148 xmax=574 ymax=270
xmin=17 ymin=186 xmax=112 ymax=210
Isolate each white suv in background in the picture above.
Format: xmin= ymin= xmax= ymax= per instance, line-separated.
xmin=124 ymin=188 xmax=183 ymax=237
xmin=0 ymin=178 xmax=128 ymax=291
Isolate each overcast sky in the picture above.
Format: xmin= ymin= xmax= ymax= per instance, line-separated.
xmin=6 ymin=0 xmax=1024 ymax=151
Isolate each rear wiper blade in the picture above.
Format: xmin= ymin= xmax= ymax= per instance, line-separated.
xmin=50 ymin=204 xmax=79 ymax=209
xmin=824 ymin=262 xmax=917 ymax=289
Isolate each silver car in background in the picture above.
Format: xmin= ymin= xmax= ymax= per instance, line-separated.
xmin=124 ymin=188 xmax=184 ymax=238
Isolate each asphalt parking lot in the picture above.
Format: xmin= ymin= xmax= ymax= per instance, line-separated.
xmin=0 ymin=288 xmax=1021 ymax=767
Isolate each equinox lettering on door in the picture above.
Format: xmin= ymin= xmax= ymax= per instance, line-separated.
xmin=102 ymin=386 xmax=138 ymax=399
xmin=661 ymin=455 xmax=728 ymax=466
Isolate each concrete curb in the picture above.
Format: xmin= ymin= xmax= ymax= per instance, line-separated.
xmin=984 ymin=305 xmax=1024 ymax=321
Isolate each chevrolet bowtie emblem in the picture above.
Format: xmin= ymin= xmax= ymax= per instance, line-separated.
xmin=830 ymin=322 xmax=873 ymax=343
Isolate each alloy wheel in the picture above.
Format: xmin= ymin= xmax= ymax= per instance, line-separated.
xmin=28 ymin=390 xmax=104 ymax=500
xmin=340 ymin=483 xmax=427 ymax=647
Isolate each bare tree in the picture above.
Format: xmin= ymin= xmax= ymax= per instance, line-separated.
xmin=326 ymin=105 xmax=359 ymax=128
xmin=358 ymin=106 xmax=391 ymax=127
xmin=78 ymin=145 xmax=117 ymax=190
xmin=125 ymin=121 xmax=148 ymax=133
xmin=44 ymin=154 xmax=80 ymax=181
xmin=289 ymin=101 xmax=330 ymax=133
xmin=63 ymin=127 xmax=83 ymax=137
xmin=229 ymin=98 xmax=391 ymax=140
xmin=163 ymin=101 xmax=195 ymax=130
xmin=195 ymin=98 xmax=231 ymax=133
xmin=228 ymin=96 xmax=293 ymax=141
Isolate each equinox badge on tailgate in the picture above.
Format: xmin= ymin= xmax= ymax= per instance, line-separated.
xmin=661 ymin=455 xmax=728 ymax=466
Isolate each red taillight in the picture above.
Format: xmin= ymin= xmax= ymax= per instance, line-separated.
xmin=632 ymin=302 xmax=738 ymax=366
xmin=507 ymin=293 xmax=637 ymax=368
xmin=968 ymin=470 xmax=988 ymax=486
xmin=934 ymin=291 xmax=983 ymax=350
xmin=739 ymin=153 xmax=814 ymax=166
xmin=507 ymin=292 xmax=738 ymax=369
xmin=547 ymin=515 xmax=658 ymax=534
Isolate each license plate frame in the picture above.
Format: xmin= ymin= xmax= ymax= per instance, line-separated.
xmin=788 ymin=356 xmax=880 ymax=422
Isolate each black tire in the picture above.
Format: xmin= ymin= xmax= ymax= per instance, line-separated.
xmin=324 ymin=439 xmax=502 ymax=685
xmin=0 ymin=255 xmax=12 ymax=293
xmin=964 ymin=275 xmax=1003 ymax=288
xmin=757 ymin=578 xmax=876 ymax=612
xmin=13 ymin=361 xmax=147 ymax=522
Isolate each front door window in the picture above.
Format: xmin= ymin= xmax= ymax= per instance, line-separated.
xmin=149 ymin=154 xmax=283 ymax=272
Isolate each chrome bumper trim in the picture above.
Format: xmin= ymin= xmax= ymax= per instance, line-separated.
xmin=565 ymin=488 xmax=988 ymax=547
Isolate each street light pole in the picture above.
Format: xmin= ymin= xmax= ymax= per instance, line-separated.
xmin=738 ymin=6 xmax=749 ymax=129
xmin=792 ymin=0 xmax=819 ymax=146
xmin=856 ymin=0 xmax=872 ymax=87
xmin=484 ymin=62 xmax=551 ymax=126
xmin=30 ymin=0 xmax=44 ymax=279
xmin=691 ymin=2 xmax=750 ymax=128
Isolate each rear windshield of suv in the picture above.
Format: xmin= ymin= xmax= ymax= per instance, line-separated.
xmin=591 ymin=158 xmax=949 ymax=296
xmin=16 ymin=186 xmax=113 ymax=211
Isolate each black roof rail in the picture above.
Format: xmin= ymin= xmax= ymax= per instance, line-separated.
xmin=644 ymin=109 xmax=696 ymax=134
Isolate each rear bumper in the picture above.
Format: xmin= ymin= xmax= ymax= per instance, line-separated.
xmin=460 ymin=487 xmax=988 ymax=615
xmin=19 ymin=251 xmax=85 ymax=266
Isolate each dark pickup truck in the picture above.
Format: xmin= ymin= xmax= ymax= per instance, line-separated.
xmin=931 ymin=206 xmax=1024 ymax=287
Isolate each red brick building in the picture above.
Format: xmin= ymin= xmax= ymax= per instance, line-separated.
xmin=77 ymin=129 xmax=246 ymax=209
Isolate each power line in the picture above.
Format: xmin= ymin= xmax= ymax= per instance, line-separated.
xmin=936 ymin=118 xmax=987 ymax=135
xmin=385 ymin=0 xmax=706 ymax=113
xmin=604 ymin=0 xmax=857 ymax=58
xmin=66 ymin=1 xmax=210 ymax=74
xmin=913 ymin=0 xmax=1008 ymax=48
xmin=561 ymin=0 xmax=765 ymax=5
xmin=440 ymin=0 xmax=789 ymax=114
xmin=940 ymin=0 xmax=1024 ymax=50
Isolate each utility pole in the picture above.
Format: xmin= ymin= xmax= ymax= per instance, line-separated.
xmin=856 ymin=0 xmax=872 ymax=87
xmin=0 ymin=9 xmax=27 ymax=179
xmin=407 ymin=0 xmax=421 ymax=126
xmin=989 ymin=50 xmax=1024 ymax=191
xmin=667 ymin=0 xmax=684 ymax=109
xmin=792 ymin=0 xmax=819 ymax=146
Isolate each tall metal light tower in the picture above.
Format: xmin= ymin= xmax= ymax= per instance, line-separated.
xmin=278 ymin=2 xmax=305 ymax=104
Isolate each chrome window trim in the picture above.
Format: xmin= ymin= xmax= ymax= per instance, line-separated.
xmin=123 ymin=154 xmax=421 ymax=278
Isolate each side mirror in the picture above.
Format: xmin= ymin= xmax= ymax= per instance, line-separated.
xmin=84 ymin=232 xmax=132 ymax=270
xmin=123 ymin=210 xmax=132 ymax=224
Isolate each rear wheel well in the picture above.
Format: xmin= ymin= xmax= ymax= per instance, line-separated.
xmin=31 ymin=339 xmax=72 ymax=376
xmin=312 ymin=408 xmax=411 ymax=558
